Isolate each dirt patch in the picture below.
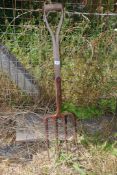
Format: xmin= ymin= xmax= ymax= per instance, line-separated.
xmin=0 ymin=111 xmax=117 ymax=163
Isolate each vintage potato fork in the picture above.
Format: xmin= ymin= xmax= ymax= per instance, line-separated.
xmin=43 ymin=3 xmax=77 ymax=157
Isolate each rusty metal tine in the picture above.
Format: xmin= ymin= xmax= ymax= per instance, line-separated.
xmin=63 ymin=115 xmax=68 ymax=153
xmin=54 ymin=118 xmax=59 ymax=153
xmin=72 ymin=114 xmax=77 ymax=145
xmin=44 ymin=117 xmax=50 ymax=159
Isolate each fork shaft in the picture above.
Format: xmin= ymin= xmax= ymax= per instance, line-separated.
xmin=55 ymin=77 xmax=62 ymax=115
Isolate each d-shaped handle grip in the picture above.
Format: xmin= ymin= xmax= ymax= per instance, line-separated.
xmin=44 ymin=3 xmax=63 ymax=13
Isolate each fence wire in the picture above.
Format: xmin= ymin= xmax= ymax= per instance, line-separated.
xmin=0 ymin=0 xmax=117 ymax=111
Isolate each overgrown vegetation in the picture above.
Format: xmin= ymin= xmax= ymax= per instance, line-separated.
xmin=62 ymin=97 xmax=116 ymax=119
xmin=0 ymin=10 xmax=117 ymax=115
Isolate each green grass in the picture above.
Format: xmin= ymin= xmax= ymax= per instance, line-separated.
xmin=62 ymin=98 xmax=116 ymax=119
xmin=62 ymin=103 xmax=103 ymax=119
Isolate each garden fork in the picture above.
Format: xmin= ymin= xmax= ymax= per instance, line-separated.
xmin=43 ymin=3 xmax=77 ymax=157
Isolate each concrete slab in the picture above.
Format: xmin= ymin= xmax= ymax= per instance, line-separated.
xmin=16 ymin=112 xmax=77 ymax=142
xmin=0 ymin=45 xmax=39 ymax=95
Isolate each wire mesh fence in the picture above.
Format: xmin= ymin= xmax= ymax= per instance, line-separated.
xmin=0 ymin=0 xmax=117 ymax=111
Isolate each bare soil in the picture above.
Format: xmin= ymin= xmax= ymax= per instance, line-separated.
xmin=0 ymin=110 xmax=117 ymax=163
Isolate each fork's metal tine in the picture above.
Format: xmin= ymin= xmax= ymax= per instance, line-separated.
xmin=72 ymin=114 xmax=77 ymax=145
xmin=44 ymin=113 xmax=77 ymax=159
xmin=63 ymin=115 xmax=68 ymax=153
xmin=54 ymin=117 xmax=59 ymax=153
xmin=44 ymin=117 xmax=50 ymax=159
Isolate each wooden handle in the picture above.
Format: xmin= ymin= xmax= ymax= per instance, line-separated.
xmin=44 ymin=3 xmax=63 ymax=13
